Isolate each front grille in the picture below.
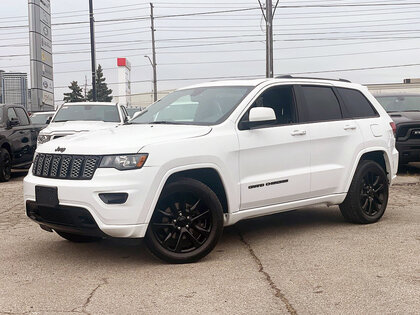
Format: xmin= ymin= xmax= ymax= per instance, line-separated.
xmin=410 ymin=129 xmax=420 ymax=140
xmin=397 ymin=124 xmax=420 ymax=140
xmin=32 ymin=154 xmax=101 ymax=180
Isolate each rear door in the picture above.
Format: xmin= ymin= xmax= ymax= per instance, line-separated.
xmin=237 ymin=84 xmax=311 ymax=210
xmin=296 ymin=85 xmax=364 ymax=197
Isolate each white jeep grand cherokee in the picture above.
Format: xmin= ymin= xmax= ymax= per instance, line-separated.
xmin=24 ymin=77 xmax=398 ymax=263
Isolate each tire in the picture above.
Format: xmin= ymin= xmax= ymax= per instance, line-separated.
xmin=145 ymin=178 xmax=224 ymax=264
xmin=340 ymin=160 xmax=389 ymax=224
xmin=0 ymin=148 xmax=12 ymax=182
xmin=55 ymin=230 xmax=102 ymax=243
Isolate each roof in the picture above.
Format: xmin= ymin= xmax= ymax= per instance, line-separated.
xmin=31 ymin=111 xmax=56 ymax=115
xmin=61 ymin=102 xmax=117 ymax=106
xmin=373 ymin=93 xmax=420 ymax=97
xmin=179 ymin=77 xmax=361 ymax=90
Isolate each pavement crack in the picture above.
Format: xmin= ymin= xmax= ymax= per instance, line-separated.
xmin=72 ymin=278 xmax=108 ymax=315
xmin=236 ymin=228 xmax=297 ymax=315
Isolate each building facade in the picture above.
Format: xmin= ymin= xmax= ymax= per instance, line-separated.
xmin=367 ymin=79 xmax=420 ymax=96
xmin=0 ymin=71 xmax=28 ymax=108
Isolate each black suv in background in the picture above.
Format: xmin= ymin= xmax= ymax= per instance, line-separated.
xmin=0 ymin=105 xmax=42 ymax=182
xmin=375 ymin=94 xmax=420 ymax=165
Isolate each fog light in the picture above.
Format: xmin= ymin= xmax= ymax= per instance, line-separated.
xmin=99 ymin=193 xmax=128 ymax=204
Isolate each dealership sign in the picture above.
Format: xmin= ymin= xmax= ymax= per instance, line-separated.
xmin=29 ymin=0 xmax=54 ymax=111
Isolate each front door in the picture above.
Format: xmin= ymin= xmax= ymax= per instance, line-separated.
xmin=237 ymin=85 xmax=311 ymax=210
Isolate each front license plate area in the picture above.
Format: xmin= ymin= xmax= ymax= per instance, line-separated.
xmin=35 ymin=186 xmax=59 ymax=207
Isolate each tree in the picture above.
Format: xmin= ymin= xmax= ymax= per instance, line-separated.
xmin=87 ymin=64 xmax=113 ymax=102
xmin=63 ymin=81 xmax=85 ymax=102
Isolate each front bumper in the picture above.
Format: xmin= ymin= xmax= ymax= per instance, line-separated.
xmin=24 ymin=166 xmax=160 ymax=238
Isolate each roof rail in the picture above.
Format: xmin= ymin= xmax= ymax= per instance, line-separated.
xmin=275 ymin=75 xmax=351 ymax=83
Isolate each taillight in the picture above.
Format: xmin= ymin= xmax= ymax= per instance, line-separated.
xmin=390 ymin=122 xmax=396 ymax=136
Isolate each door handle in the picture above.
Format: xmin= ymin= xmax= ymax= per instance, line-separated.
xmin=291 ymin=130 xmax=306 ymax=136
xmin=344 ymin=125 xmax=357 ymax=130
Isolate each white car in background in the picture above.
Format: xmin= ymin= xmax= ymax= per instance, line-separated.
xmin=37 ymin=102 xmax=129 ymax=145
xmin=30 ymin=111 xmax=56 ymax=127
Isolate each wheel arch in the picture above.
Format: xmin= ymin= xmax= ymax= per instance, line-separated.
xmin=165 ymin=168 xmax=229 ymax=214
xmin=143 ymin=164 xmax=232 ymax=226
xmin=346 ymin=148 xmax=392 ymax=192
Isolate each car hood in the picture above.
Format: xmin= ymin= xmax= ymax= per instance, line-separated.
xmin=40 ymin=120 xmax=120 ymax=135
xmin=37 ymin=124 xmax=212 ymax=155
xmin=388 ymin=111 xmax=420 ymax=125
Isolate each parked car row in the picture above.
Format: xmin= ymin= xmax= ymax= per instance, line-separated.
xmin=0 ymin=103 xmax=143 ymax=182
xmin=0 ymin=105 xmax=43 ymax=181
xmin=22 ymin=77 xmax=399 ymax=263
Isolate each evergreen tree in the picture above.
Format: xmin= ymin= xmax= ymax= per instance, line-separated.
xmin=87 ymin=64 xmax=113 ymax=102
xmin=63 ymin=81 xmax=85 ymax=102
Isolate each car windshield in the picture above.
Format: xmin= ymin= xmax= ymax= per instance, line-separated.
xmin=130 ymin=86 xmax=253 ymax=125
xmin=53 ymin=105 xmax=120 ymax=122
xmin=31 ymin=113 xmax=52 ymax=124
xmin=376 ymin=95 xmax=420 ymax=112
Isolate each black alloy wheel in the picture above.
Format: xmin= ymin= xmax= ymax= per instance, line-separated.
xmin=340 ymin=160 xmax=389 ymax=224
xmin=0 ymin=148 xmax=12 ymax=182
xmin=360 ymin=170 xmax=387 ymax=217
xmin=146 ymin=178 xmax=224 ymax=263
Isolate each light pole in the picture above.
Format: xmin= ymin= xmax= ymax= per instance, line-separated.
xmin=144 ymin=55 xmax=157 ymax=102
xmin=89 ymin=0 xmax=97 ymax=101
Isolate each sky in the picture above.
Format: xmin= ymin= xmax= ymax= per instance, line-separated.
xmin=1 ymin=0 xmax=420 ymax=106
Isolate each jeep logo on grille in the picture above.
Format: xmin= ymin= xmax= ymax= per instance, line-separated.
xmin=55 ymin=147 xmax=66 ymax=153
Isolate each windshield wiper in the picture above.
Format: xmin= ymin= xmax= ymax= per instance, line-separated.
xmin=53 ymin=120 xmax=68 ymax=122
xmin=148 ymin=121 xmax=182 ymax=125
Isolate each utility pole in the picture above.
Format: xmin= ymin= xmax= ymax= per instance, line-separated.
xmin=89 ymin=0 xmax=97 ymax=101
xmin=150 ymin=2 xmax=158 ymax=102
xmin=259 ymin=0 xmax=279 ymax=78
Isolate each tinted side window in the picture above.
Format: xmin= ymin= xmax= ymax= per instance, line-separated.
xmin=300 ymin=86 xmax=342 ymax=122
xmin=14 ymin=108 xmax=30 ymax=126
xmin=7 ymin=108 xmax=18 ymax=121
xmin=337 ymin=88 xmax=378 ymax=118
xmin=240 ymin=85 xmax=297 ymax=128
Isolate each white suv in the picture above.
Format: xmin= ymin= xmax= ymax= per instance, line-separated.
xmin=37 ymin=102 xmax=129 ymax=145
xmin=24 ymin=77 xmax=398 ymax=263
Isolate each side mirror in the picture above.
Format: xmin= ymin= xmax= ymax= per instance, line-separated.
xmin=46 ymin=117 xmax=52 ymax=124
xmin=8 ymin=117 xmax=20 ymax=128
xmin=239 ymin=107 xmax=276 ymax=130
xmin=124 ymin=116 xmax=129 ymax=123
xmin=249 ymin=107 xmax=276 ymax=123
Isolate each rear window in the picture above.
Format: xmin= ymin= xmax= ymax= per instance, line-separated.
xmin=300 ymin=86 xmax=342 ymax=122
xmin=337 ymin=88 xmax=377 ymax=118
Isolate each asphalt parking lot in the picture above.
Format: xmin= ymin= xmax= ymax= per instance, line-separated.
xmin=1 ymin=166 xmax=419 ymax=314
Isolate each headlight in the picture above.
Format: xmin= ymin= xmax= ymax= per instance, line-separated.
xmin=99 ymin=154 xmax=148 ymax=170
xmin=37 ymin=135 xmax=52 ymax=145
